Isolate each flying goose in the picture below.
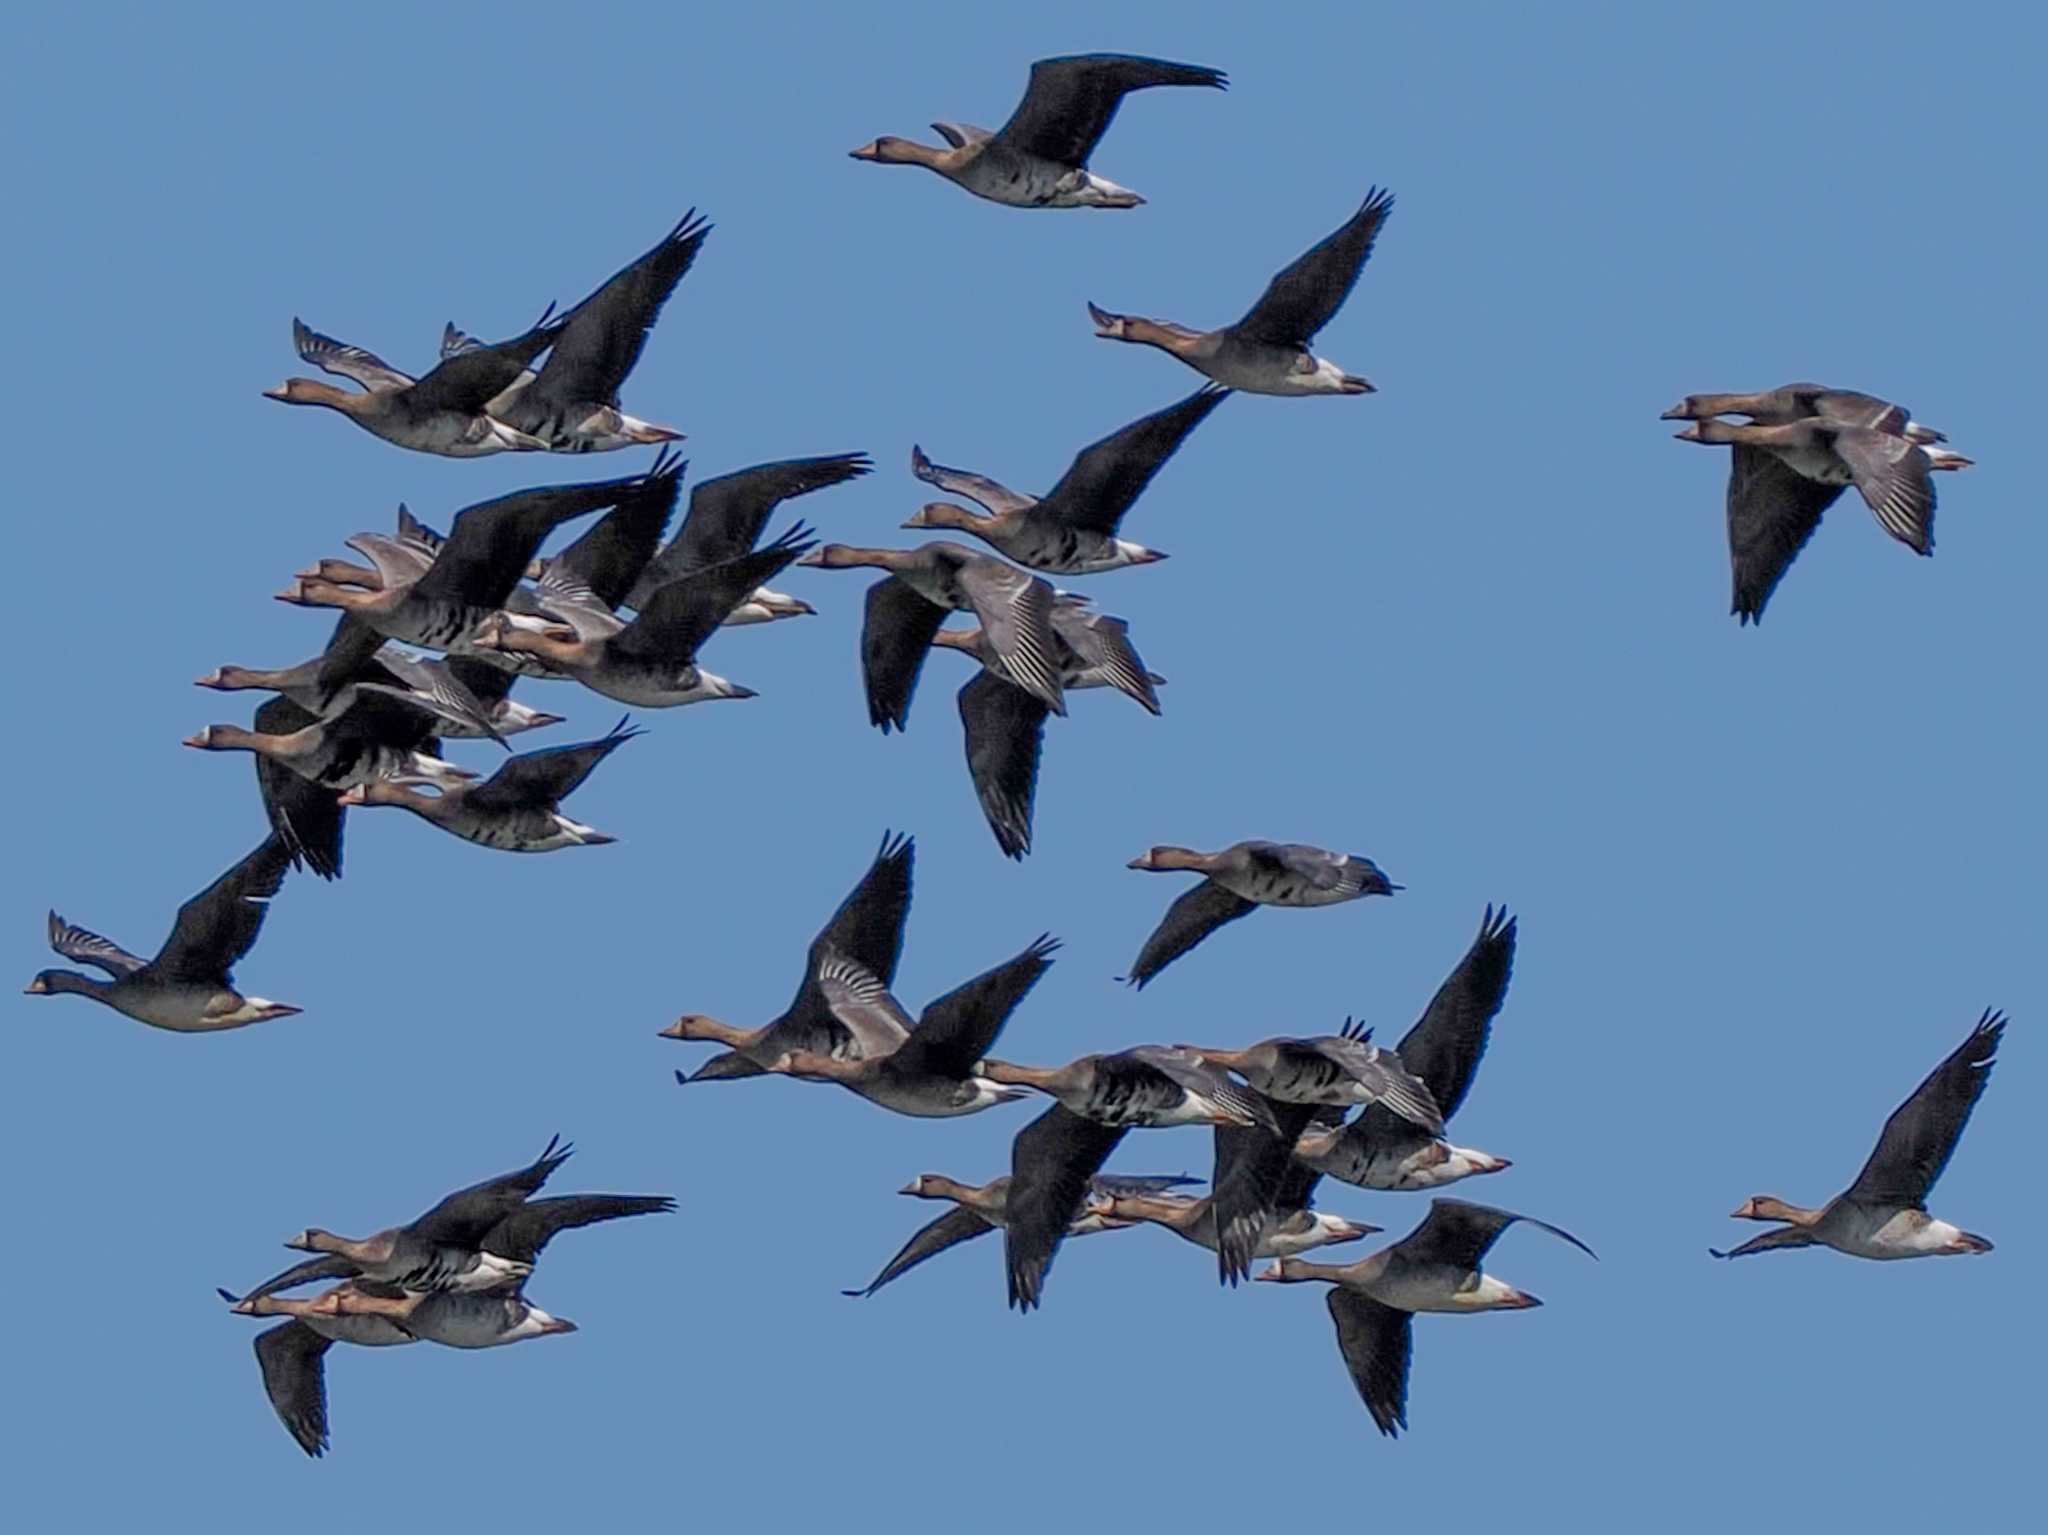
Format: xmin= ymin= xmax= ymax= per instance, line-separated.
xmin=1088 ymin=189 xmax=1393 ymax=395
xmin=1713 ymin=1011 xmax=2004 ymax=1261
xmin=1293 ymin=908 xmax=1519 ymax=1191
xmin=196 ymin=646 xmax=555 ymax=743
xmin=799 ymin=542 xmax=1066 ymax=728
xmin=1257 ymin=1199 xmax=1596 ymax=1437
xmin=471 ymin=528 xmax=814 ymax=705
xmin=227 ymin=1186 xmax=673 ymax=1313
xmin=762 ymin=936 xmax=1057 ymax=1116
xmin=903 ymin=387 xmax=1229 ymax=571
xmin=236 ymin=1139 xmax=672 ymax=1302
xmin=235 ymin=1284 xmax=579 ymax=1348
xmin=487 ymin=212 xmax=708 ymax=451
xmin=339 ymin=719 xmax=643 ymax=851
xmin=1124 ymin=841 xmax=1400 ymax=989
xmin=843 ymin=1172 xmax=1197 ymax=1298
xmin=1664 ymin=387 xmax=1970 ymax=622
xmin=264 ymin=312 xmax=559 ymax=456
xmin=850 ymin=52 xmax=1226 ymax=209
xmin=186 ymin=684 xmax=477 ymax=798
xmin=934 ymin=595 xmax=1163 ymax=859
xmin=26 ymin=836 xmax=299 ymax=1031
xmin=625 ymin=452 xmax=872 ymax=621
xmin=661 ymin=832 xmax=914 ymax=1082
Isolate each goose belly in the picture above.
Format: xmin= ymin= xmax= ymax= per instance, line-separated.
xmin=581 ymin=667 xmax=718 ymax=708
xmin=304 ymin=1313 xmax=416 ymax=1348
xmin=999 ymin=526 xmax=1131 ymax=575
xmin=407 ymin=1295 xmax=525 ymax=1348
xmin=1821 ymin=1207 xmax=1957 ymax=1259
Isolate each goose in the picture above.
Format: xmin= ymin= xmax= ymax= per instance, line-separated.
xmin=843 ymin=1172 xmax=1197 ymax=1298
xmin=662 ymin=832 xmax=914 ymax=1082
xmin=799 ymin=542 xmax=1066 ymax=727
xmin=902 ymin=387 xmax=1228 ymax=572
xmin=993 ymin=1051 xmax=1277 ymax=1309
xmin=226 ymin=1185 xmax=674 ymax=1311
xmin=1666 ymin=391 xmax=1969 ymax=622
xmin=236 ymin=1284 xmax=578 ymax=1348
xmin=487 ymin=212 xmax=707 ymax=451
xmin=256 ymin=1136 xmax=576 ymax=1295
xmin=1123 ymin=841 xmax=1400 ymax=989
xmin=1713 ymin=1011 xmax=2004 ymax=1261
xmin=26 ymin=836 xmax=299 ymax=1031
xmin=186 ymin=685 xmax=478 ymax=798
xmin=933 ymin=595 xmax=1162 ymax=859
xmin=470 ymin=528 xmax=813 ymax=706
xmin=761 ymin=935 xmax=1057 ymax=1116
xmin=1088 ymin=189 xmax=1393 ymax=395
xmin=281 ymin=462 xmax=681 ymax=663
xmin=1294 ymin=907 xmax=1519 ymax=1191
xmin=246 ymin=1139 xmax=672 ymax=1301
xmin=339 ymin=719 xmax=642 ymax=852
xmin=1660 ymin=384 xmax=1955 ymax=447
xmin=264 ymin=313 xmax=559 ymax=456
xmin=1256 ymin=1199 xmax=1596 ymax=1437
xmin=850 ymin=53 xmax=1226 ymax=209
xmin=196 ymin=647 xmax=554 ymax=741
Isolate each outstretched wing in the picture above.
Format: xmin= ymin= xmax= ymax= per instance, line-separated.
xmin=1235 ymin=189 xmax=1394 ymax=347
xmin=842 ymin=1206 xmax=996 ymax=1299
xmin=1123 ymin=882 xmax=1256 ymax=989
xmin=291 ymin=318 xmax=414 ymax=392
xmin=958 ymin=671 xmax=1049 ymax=860
xmin=991 ymin=53 xmax=1226 ymax=168
xmin=1037 ymin=386 xmax=1228 ymax=536
xmin=151 ymin=836 xmax=294 ymax=986
xmin=1726 ymin=444 xmax=1844 ymax=625
xmin=464 ymin=720 xmax=642 ymax=816
xmin=46 ymin=912 xmax=145 ymax=977
xmin=1846 ymin=1011 xmax=2005 ymax=1210
xmin=1006 ymin=1105 xmax=1129 ymax=1311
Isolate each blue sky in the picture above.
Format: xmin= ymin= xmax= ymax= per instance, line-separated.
xmin=5 ymin=3 xmax=2039 ymax=1527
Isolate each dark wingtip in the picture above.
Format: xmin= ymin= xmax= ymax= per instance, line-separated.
xmin=216 ymin=1287 xmax=240 ymax=1304
xmin=674 ymin=1070 xmax=689 ymax=1086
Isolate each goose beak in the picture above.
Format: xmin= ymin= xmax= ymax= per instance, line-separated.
xmin=194 ymin=670 xmax=226 ymax=689
xmin=24 ymin=977 xmax=49 ymax=994
xmin=336 ymin=785 xmax=369 ymax=807
xmin=181 ymin=730 xmax=210 ymax=749
xmin=848 ymin=141 xmax=882 ymax=161
xmin=1658 ymin=404 xmax=1689 ymax=420
xmin=793 ymin=548 xmax=826 ymax=567
xmin=1673 ymin=425 xmax=1705 ymax=442
xmin=262 ymin=384 xmax=291 ymax=401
